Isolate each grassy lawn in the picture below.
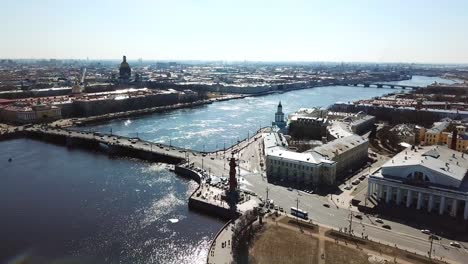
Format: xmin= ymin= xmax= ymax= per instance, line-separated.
xmin=250 ymin=225 xmax=319 ymax=264
xmin=324 ymin=241 xmax=370 ymax=264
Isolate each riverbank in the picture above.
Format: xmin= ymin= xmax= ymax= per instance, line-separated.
xmin=49 ymin=93 xmax=250 ymax=128
xmin=45 ymin=77 xmax=411 ymax=129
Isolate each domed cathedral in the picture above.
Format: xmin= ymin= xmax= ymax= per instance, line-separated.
xmin=119 ymin=55 xmax=131 ymax=81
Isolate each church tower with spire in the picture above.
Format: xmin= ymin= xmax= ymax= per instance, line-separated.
xmin=272 ymin=101 xmax=286 ymax=129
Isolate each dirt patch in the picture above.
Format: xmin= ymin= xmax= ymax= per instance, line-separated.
xmin=324 ymin=240 xmax=370 ymax=264
xmin=250 ymin=225 xmax=319 ymax=264
xmin=326 ymin=230 xmax=445 ymax=264
xmin=278 ymin=216 xmax=319 ymax=233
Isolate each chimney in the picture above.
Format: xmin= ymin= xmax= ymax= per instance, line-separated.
xmin=451 ymin=129 xmax=458 ymax=150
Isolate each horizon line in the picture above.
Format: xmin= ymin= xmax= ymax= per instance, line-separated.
xmin=1 ymin=57 xmax=468 ymax=66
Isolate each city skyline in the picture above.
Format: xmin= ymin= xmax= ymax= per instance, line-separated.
xmin=1 ymin=0 xmax=468 ymax=64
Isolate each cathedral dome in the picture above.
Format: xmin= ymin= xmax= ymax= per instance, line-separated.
xmin=119 ymin=55 xmax=131 ymax=79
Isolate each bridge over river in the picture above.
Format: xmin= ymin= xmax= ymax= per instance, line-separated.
xmin=19 ymin=125 xmax=265 ymax=177
xmin=347 ymin=82 xmax=421 ymax=89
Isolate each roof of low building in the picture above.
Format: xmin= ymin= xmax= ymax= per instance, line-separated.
xmin=427 ymin=121 xmax=450 ymax=134
xmin=267 ymin=146 xmax=334 ymax=165
xmin=380 ymin=145 xmax=468 ymax=189
xmin=311 ymin=134 xmax=368 ymax=159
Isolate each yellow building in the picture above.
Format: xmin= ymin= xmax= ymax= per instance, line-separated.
xmin=420 ymin=122 xmax=468 ymax=153
xmin=0 ymin=103 xmax=61 ymax=124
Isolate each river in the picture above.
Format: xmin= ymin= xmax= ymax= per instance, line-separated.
xmin=0 ymin=75 xmax=456 ymax=264
xmin=84 ymin=76 xmax=456 ymax=152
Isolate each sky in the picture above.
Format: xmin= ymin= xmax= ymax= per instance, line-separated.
xmin=1 ymin=0 xmax=467 ymax=63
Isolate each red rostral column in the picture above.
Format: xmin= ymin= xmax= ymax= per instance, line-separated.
xmin=229 ymin=154 xmax=237 ymax=192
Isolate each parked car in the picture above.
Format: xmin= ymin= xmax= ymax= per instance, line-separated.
xmin=323 ymin=204 xmax=330 ymax=208
xmin=287 ymin=187 xmax=293 ymax=191
xmin=429 ymin=235 xmax=440 ymax=240
xmin=421 ymin=229 xmax=431 ymax=235
xmin=375 ymin=218 xmax=384 ymax=224
xmin=382 ymin=224 xmax=391 ymax=230
xmin=354 ymin=214 xmax=363 ymax=219
xmin=450 ymin=242 xmax=461 ymax=248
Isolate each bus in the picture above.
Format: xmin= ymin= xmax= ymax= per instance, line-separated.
xmin=290 ymin=207 xmax=308 ymax=220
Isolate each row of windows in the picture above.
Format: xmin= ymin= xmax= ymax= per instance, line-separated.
xmin=18 ymin=112 xmax=36 ymax=121
xmin=270 ymin=159 xmax=318 ymax=171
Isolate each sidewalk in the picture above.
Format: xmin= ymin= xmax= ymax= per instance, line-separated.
xmin=207 ymin=222 xmax=234 ymax=264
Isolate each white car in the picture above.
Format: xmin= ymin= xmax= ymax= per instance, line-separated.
xmin=450 ymin=242 xmax=461 ymax=248
xmin=375 ymin=218 xmax=384 ymax=224
xmin=421 ymin=229 xmax=431 ymax=235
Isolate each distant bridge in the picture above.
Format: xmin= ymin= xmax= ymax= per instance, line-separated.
xmin=346 ymin=82 xmax=421 ymax=90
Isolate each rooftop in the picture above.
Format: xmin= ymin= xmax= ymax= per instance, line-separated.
xmin=311 ymin=134 xmax=368 ymax=159
xmin=427 ymin=121 xmax=450 ymax=134
xmin=378 ymin=146 xmax=468 ymax=190
xmin=266 ymin=146 xmax=334 ymax=165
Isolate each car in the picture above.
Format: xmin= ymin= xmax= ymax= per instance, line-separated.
xmin=359 ymin=175 xmax=367 ymax=180
xmin=202 ymin=154 xmax=207 ymax=157
xmin=421 ymin=229 xmax=431 ymax=235
xmin=210 ymin=157 xmax=214 ymax=160
xmin=382 ymin=224 xmax=391 ymax=230
xmin=344 ymin=185 xmax=353 ymax=190
xmin=429 ymin=235 xmax=440 ymax=240
xmin=450 ymin=242 xmax=461 ymax=248
xmin=323 ymin=204 xmax=330 ymax=208
xmin=269 ymin=203 xmax=274 ymax=209
xmin=287 ymin=187 xmax=293 ymax=191
xmin=354 ymin=214 xmax=363 ymax=219
xmin=352 ymin=179 xmax=360 ymax=185
xmin=375 ymin=218 xmax=384 ymax=224
xmin=279 ymin=207 xmax=284 ymax=212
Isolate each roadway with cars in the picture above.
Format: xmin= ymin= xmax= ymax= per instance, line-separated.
xmin=234 ymin=133 xmax=468 ymax=264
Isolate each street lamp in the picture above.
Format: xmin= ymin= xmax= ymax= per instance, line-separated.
xmin=295 ymin=197 xmax=300 ymax=226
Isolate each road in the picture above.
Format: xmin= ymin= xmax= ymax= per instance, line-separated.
xmin=233 ymin=132 xmax=468 ymax=264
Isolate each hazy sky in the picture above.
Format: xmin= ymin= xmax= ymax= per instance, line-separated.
xmin=1 ymin=0 xmax=467 ymax=63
